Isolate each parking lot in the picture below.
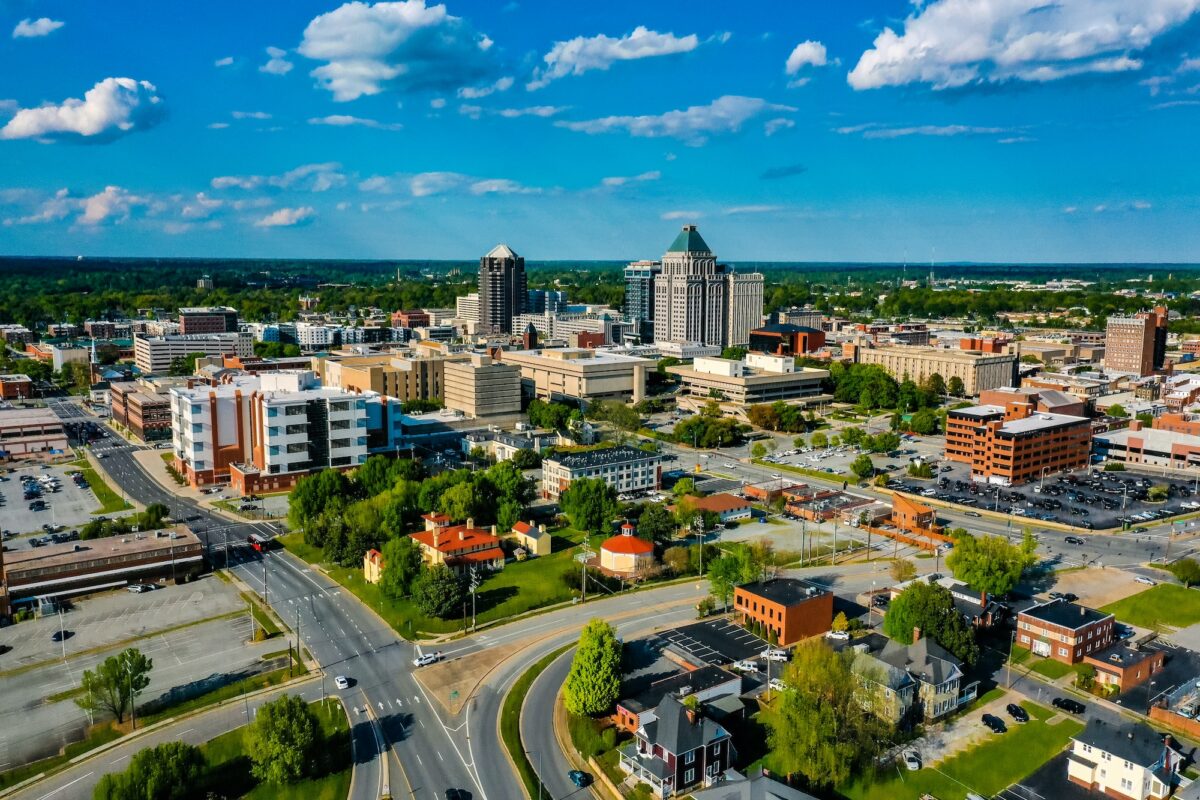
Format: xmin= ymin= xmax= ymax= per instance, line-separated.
xmin=0 ymin=463 xmax=106 ymax=537
xmin=892 ymin=463 xmax=1200 ymax=530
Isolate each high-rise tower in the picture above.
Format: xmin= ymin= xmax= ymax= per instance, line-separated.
xmin=478 ymin=244 xmax=526 ymax=335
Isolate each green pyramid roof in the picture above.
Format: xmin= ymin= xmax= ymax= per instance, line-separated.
xmin=666 ymin=225 xmax=711 ymax=254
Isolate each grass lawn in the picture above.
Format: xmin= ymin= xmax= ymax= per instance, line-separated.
xmin=199 ymin=697 xmax=350 ymax=800
xmin=139 ymin=663 xmax=305 ymax=725
xmin=1009 ymin=646 xmax=1079 ymax=680
xmin=501 ymin=644 xmax=571 ymax=799
xmin=1101 ymin=583 xmax=1200 ymax=630
xmin=0 ymin=724 xmax=121 ymax=791
xmin=279 ymin=527 xmax=592 ymax=638
xmin=840 ymin=701 xmax=1082 ymax=800
xmin=67 ymin=459 xmax=131 ymax=514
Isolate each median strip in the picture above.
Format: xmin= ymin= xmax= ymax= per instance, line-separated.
xmin=501 ymin=644 xmax=572 ymax=800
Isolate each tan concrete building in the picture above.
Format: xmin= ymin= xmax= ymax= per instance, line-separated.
xmin=853 ymin=345 xmax=1017 ymax=396
xmin=443 ymin=354 xmax=521 ymax=419
xmin=1105 ymin=307 xmax=1169 ymax=376
xmin=667 ymin=353 xmax=830 ymax=418
xmin=0 ymin=408 xmax=68 ymax=458
xmin=320 ymin=352 xmax=448 ymax=402
xmin=497 ymin=348 xmax=651 ymax=404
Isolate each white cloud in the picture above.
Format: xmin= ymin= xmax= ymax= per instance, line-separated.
xmin=298 ymin=0 xmax=498 ymax=101
xmin=214 ymin=56 xmax=234 ymax=67
xmin=4 ymin=188 xmax=73 ymax=225
xmin=724 ymin=205 xmax=782 ymax=215
xmin=497 ymin=105 xmax=567 ymax=118
xmin=79 ymin=186 xmax=147 ymax=226
xmin=469 ymin=178 xmax=538 ymax=195
xmin=557 ymin=95 xmax=795 ymax=145
xmin=180 ymin=192 xmax=223 ymax=220
xmin=660 ymin=210 xmax=700 ymax=220
xmin=998 ymin=135 xmax=1035 ymax=143
xmin=407 ymin=171 xmax=540 ymax=197
xmin=458 ymin=104 xmax=483 ymax=120
xmin=837 ymin=123 xmax=1012 ymax=139
xmin=0 ymin=77 xmax=164 ymax=142
xmin=13 ymin=17 xmax=64 ymax=38
xmin=232 ymin=111 xmax=272 ymax=120
xmin=848 ymin=0 xmax=1200 ymax=91
xmin=786 ymin=40 xmax=827 ymax=74
xmin=1062 ymin=206 xmax=1078 ymax=214
xmin=255 ymin=206 xmax=315 ymax=227
xmin=458 ymin=76 xmax=513 ymax=99
xmin=1181 ymin=57 xmax=1200 ymax=72
xmin=1131 ymin=199 xmax=1152 ymax=210
xmin=1153 ymin=98 xmax=1200 ymax=108
xmin=430 ymin=97 xmax=447 ymax=109
xmin=529 ymin=26 xmax=700 ymax=90
xmin=358 ymin=176 xmax=392 ymax=192
xmin=601 ymin=170 xmax=661 ymax=187
xmin=307 ymin=114 xmax=402 ymax=130
xmin=207 ymin=122 xmax=230 ymax=129
xmin=260 ymin=46 xmax=293 ymax=75
xmin=211 ymin=163 xmax=345 ymax=192
xmin=764 ymin=118 xmax=795 ymax=136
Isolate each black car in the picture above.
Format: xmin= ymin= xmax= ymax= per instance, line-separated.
xmin=1064 ymin=536 xmax=1084 ymax=545
xmin=1052 ymin=697 xmax=1086 ymax=714
xmin=1062 ymin=592 xmax=1079 ymax=602
xmin=982 ymin=713 xmax=1007 ymax=733
xmin=444 ymin=791 xmax=472 ymax=800
xmin=1006 ymin=703 xmax=1029 ymax=723
xmin=568 ymin=770 xmax=593 ymax=788
xmin=872 ymin=594 xmax=890 ymax=608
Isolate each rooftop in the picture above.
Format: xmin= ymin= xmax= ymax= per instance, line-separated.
xmin=736 ymin=578 xmax=829 ymax=607
xmin=620 ymin=665 xmax=741 ymax=715
xmin=1097 ymin=426 xmax=1200 ymax=451
xmin=686 ymin=493 xmax=752 ymax=514
xmin=1020 ymin=598 xmax=1112 ymax=629
xmin=179 ymin=306 xmax=237 ymax=314
xmin=0 ymin=407 xmax=61 ymax=425
xmin=752 ymin=323 xmax=823 ymax=335
xmin=3 ymin=526 xmax=201 ymax=573
xmin=410 ymin=524 xmax=502 ymax=557
xmin=485 ymin=243 xmax=519 ymax=260
xmin=548 ymin=444 xmax=660 ymax=470
xmin=1074 ymin=718 xmax=1177 ymax=770
xmin=601 ymin=532 xmax=654 ymax=555
xmin=666 ymin=224 xmax=712 ymax=255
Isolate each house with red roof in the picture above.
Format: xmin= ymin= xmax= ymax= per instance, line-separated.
xmin=507 ymin=521 xmax=551 ymax=556
xmin=410 ymin=513 xmax=505 ymax=575
xmin=599 ymin=523 xmax=656 ymax=576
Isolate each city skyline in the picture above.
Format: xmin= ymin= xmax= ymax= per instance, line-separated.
xmin=0 ymin=0 xmax=1197 ymax=262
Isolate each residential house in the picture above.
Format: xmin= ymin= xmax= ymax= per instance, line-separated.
xmin=363 ymin=548 xmax=383 ymax=584
xmin=1068 ymin=718 xmax=1181 ymax=800
xmin=409 ymin=513 xmax=505 ymax=575
xmin=616 ymin=665 xmax=743 ymax=733
xmin=688 ymin=769 xmax=818 ymax=800
xmin=685 ymin=493 xmax=753 ymax=523
xmin=850 ymin=634 xmax=966 ymax=723
xmin=1018 ymin=599 xmax=1115 ymax=665
xmin=507 ymin=521 xmax=551 ymax=557
xmin=620 ymin=694 xmax=733 ymax=798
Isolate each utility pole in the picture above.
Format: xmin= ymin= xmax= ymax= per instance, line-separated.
xmin=468 ymin=567 xmax=480 ymax=631
xmin=223 ymin=528 xmax=229 ymax=570
xmin=262 ymin=551 xmax=268 ymax=604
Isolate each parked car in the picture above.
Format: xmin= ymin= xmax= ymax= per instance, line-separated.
xmin=1135 ymin=576 xmax=1156 ymax=586
xmin=768 ymin=678 xmax=787 ymax=692
xmin=413 ymin=652 xmax=441 ymax=667
xmin=334 ymin=675 xmax=350 ymax=690
xmin=981 ymin=713 xmax=1007 ymax=733
xmin=1064 ymin=536 xmax=1084 ymax=545
xmin=1006 ymin=703 xmax=1029 ymax=723
xmin=50 ymin=630 xmax=70 ymax=643
xmin=872 ymin=594 xmax=890 ymax=608
xmin=903 ymin=750 xmax=922 ymax=771
xmin=567 ymin=770 xmax=593 ymax=788
xmin=824 ymin=630 xmax=850 ymax=642
xmin=1052 ymin=697 xmax=1086 ymax=714
xmin=762 ymin=648 xmax=790 ymax=661
xmin=732 ymin=659 xmax=760 ymax=673
xmin=965 ymin=511 xmax=982 ymax=517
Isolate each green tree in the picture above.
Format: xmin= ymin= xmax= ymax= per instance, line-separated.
xmin=76 ymin=648 xmax=153 ymax=724
xmin=720 ymin=347 xmax=747 ymax=361
xmin=378 ymin=536 xmax=423 ymax=599
xmin=945 ymin=531 xmax=1037 ymax=602
xmin=762 ymin=641 xmax=888 ymax=788
xmin=707 ymin=546 xmax=764 ymax=607
xmin=637 ymin=503 xmax=678 ymax=541
xmin=751 ymin=442 xmax=767 ymax=459
xmin=908 ymin=461 xmax=933 ymax=479
xmin=496 ymin=499 xmax=523 ymax=533
xmin=438 ymin=481 xmax=481 ymax=521
xmin=672 ymin=477 xmax=698 ymax=497
xmin=890 ymin=559 xmax=916 ymax=583
xmin=289 ymin=468 xmax=356 ymax=535
xmin=166 ymin=352 xmax=206 ymax=377
xmin=527 ymin=399 xmax=573 ymax=430
xmin=792 ymin=435 xmax=806 ymax=449
xmin=412 ymin=565 xmax=466 ymax=619
xmin=883 ymin=582 xmax=979 ymax=665
xmin=1171 ymin=558 xmax=1200 ymax=587
xmin=1148 ymin=484 xmax=1169 ymax=501
xmin=909 ymin=408 xmax=938 ymax=435
xmin=663 ymin=546 xmax=690 ymax=575
xmin=509 ymin=448 xmax=542 ymax=469
xmin=850 ymin=454 xmax=875 ymax=480
xmin=810 ymin=431 xmax=828 ymax=449
xmin=1107 ymin=403 xmax=1129 ymax=418
xmin=560 ymin=477 xmax=618 ymax=534
xmin=831 ymin=611 xmax=849 ymax=632
xmin=923 ymin=373 xmax=947 ymax=397
xmin=563 ymin=619 xmax=623 ymax=716
xmin=244 ymin=694 xmax=321 ymax=785
xmin=92 ymin=742 xmax=206 ymax=800
xmin=947 ymin=375 xmax=965 ymax=397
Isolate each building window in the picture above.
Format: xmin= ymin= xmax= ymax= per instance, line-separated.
xmin=684 ymin=769 xmax=695 ymax=785
xmin=685 ymin=751 xmax=696 ymax=765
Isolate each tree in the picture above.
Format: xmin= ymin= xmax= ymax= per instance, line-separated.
xmin=883 ymin=582 xmax=979 ymax=665
xmin=412 ymin=565 xmax=466 ymax=619
xmin=1075 ymin=663 xmax=1097 ymax=691
xmin=438 ymin=481 xmax=481 ymax=521
xmin=672 ymin=477 xmax=698 ymax=497
xmin=638 ymin=503 xmax=678 ymax=542
xmin=289 ymin=468 xmax=356 ymax=534
xmin=792 ymin=435 xmax=806 ymax=449
xmin=946 ymin=531 xmax=1037 ymax=602
xmin=850 ymin=454 xmax=875 ymax=481
xmin=76 ymin=648 xmax=153 ymax=724
xmin=762 ymin=641 xmax=889 ymax=788
xmin=92 ymin=742 xmax=206 ymax=800
xmin=663 ymin=546 xmax=690 ymax=575
xmin=908 ymin=462 xmax=933 ymax=479
xmin=909 ymin=408 xmax=938 ymax=435
xmin=527 ymin=399 xmax=573 ymax=430
xmin=1171 ymin=558 xmax=1200 ymax=587
xmin=1148 ymin=484 xmax=1169 ymax=501
xmin=560 ymin=477 xmax=618 ymax=534
xmin=751 ymin=442 xmax=767 ymax=459
xmin=923 ymin=373 xmax=947 ymax=397
xmin=947 ymin=375 xmax=965 ymax=397
xmin=811 ymin=431 xmax=828 ymax=449
xmin=1107 ymin=403 xmax=1129 ymax=418
xmin=166 ymin=351 xmax=206 ymax=377
xmin=831 ymin=611 xmax=849 ymax=632
xmin=721 ymin=347 xmax=747 ymax=361
xmin=890 ymin=559 xmax=916 ymax=583
xmin=708 ymin=546 xmax=764 ymax=607
xmin=563 ymin=619 xmax=623 ymax=716
xmin=378 ymin=536 xmax=423 ymax=599
xmin=509 ymin=448 xmax=541 ymax=469
xmin=245 ymin=694 xmax=321 ymax=785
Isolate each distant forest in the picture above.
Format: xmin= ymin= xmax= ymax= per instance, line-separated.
xmin=1 ymin=256 xmax=1199 ymax=333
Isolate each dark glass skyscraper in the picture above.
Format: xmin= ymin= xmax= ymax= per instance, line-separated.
xmin=478 ymin=243 xmax=526 ymax=334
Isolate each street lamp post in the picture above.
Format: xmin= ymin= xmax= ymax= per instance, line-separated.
xmin=1006 ymin=630 xmax=1017 ymax=690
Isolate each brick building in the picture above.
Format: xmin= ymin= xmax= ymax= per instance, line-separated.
xmin=110 ymin=382 xmax=173 ymax=442
xmin=1084 ymin=644 xmax=1165 ymax=692
xmin=945 ymin=400 xmax=1091 ymax=485
xmin=0 ymin=408 xmax=68 ymax=459
xmin=748 ymin=323 xmax=826 ymax=356
xmin=0 ymin=374 xmax=33 ymax=400
xmin=1104 ymin=306 xmax=1169 ymax=376
xmin=178 ymin=306 xmax=239 ymax=335
xmin=733 ymin=578 xmax=832 ymax=646
xmin=1017 ymin=599 xmax=1114 ymax=665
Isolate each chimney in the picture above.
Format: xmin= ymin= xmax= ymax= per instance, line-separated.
xmin=1080 ymin=606 xmax=1085 ymax=617
xmin=490 ymin=524 xmax=497 ymax=536
xmin=912 ymin=627 xmax=921 ymax=642
xmin=1129 ymin=419 xmax=1143 ymax=432
xmin=459 ymin=528 xmax=466 ymax=541
xmin=685 ymin=708 xmax=698 ymax=725
xmin=467 ymin=517 xmax=475 ymax=530
xmin=433 ymin=529 xmax=440 ymax=548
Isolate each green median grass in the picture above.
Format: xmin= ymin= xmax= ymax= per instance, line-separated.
xmin=278 ymin=528 xmax=593 ymax=638
xmin=1101 ymin=583 xmax=1200 ymax=630
xmin=198 ymin=697 xmax=350 ymax=800
xmin=840 ymin=700 xmax=1082 ymax=800
xmin=501 ymin=644 xmax=571 ymax=799
xmin=68 ymin=458 xmax=131 ymax=514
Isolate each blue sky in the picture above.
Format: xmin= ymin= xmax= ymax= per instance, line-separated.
xmin=1 ymin=0 xmax=1199 ymax=262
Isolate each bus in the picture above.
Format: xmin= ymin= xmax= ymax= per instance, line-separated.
xmin=247 ymin=533 xmax=273 ymax=552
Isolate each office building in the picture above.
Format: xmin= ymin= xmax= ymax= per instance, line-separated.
xmin=50 ymin=344 xmax=89 ymax=372
xmin=134 ymin=332 xmax=253 ymax=374
xmin=391 ymin=310 xmax=430 ymax=329
xmin=478 ymin=243 xmax=526 ymax=334
xmin=667 ymin=354 xmax=830 ymax=417
xmin=1094 ymin=419 xmax=1200 ymax=471
xmin=945 ymin=400 xmax=1091 ymax=485
xmin=748 ymin=323 xmax=826 ymax=356
xmin=776 ymin=307 xmax=824 ymax=330
xmin=623 ymin=260 xmax=661 ymax=342
xmin=320 ymin=352 xmax=448 ymax=404
xmin=442 ymin=354 xmax=521 ymax=420
xmin=852 ymin=344 xmax=1018 ymax=396
xmin=0 ymin=408 xmax=68 ymax=458
xmin=651 ymin=225 xmax=764 ymax=351
xmin=0 ymin=374 xmax=33 ymax=400
xmin=178 ymin=306 xmax=239 ymax=335
xmin=110 ymin=381 xmax=173 ymax=442
xmin=455 ymin=293 xmax=480 ymax=323
xmin=541 ymin=445 xmax=661 ymax=499
xmin=977 ymin=386 xmax=1087 ymax=417
xmin=1104 ymin=307 xmax=1169 ymax=376
xmin=1017 ymin=599 xmax=1114 ymax=664
xmin=498 ymin=347 xmax=652 ymax=404
xmin=526 ymin=289 xmax=567 ymax=314
xmin=170 ymin=372 xmax=368 ymax=492
xmin=733 ymin=578 xmax=833 ymax=646
xmin=1068 ymin=719 xmax=1180 ymax=800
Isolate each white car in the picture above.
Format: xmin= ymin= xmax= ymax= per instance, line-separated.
xmin=732 ymin=659 xmax=760 ymax=673
xmin=768 ymin=678 xmax=787 ymax=692
xmin=413 ymin=651 xmax=441 ymax=667
xmin=333 ymin=675 xmax=349 ymax=690
xmin=1135 ymin=576 xmax=1156 ymax=586
xmin=825 ymin=630 xmax=851 ymax=642
xmin=903 ymin=750 xmax=922 ymax=771
xmin=723 ymin=462 xmax=735 ymax=468
xmin=762 ymin=648 xmax=790 ymax=662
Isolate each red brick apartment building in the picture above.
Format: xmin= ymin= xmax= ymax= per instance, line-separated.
xmin=945 ymin=399 xmax=1090 ymax=485
xmin=733 ymin=578 xmax=832 ymax=646
xmin=1017 ymin=599 xmax=1114 ymax=665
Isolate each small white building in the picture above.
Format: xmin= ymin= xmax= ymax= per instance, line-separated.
xmin=1069 ymin=718 xmax=1180 ymax=800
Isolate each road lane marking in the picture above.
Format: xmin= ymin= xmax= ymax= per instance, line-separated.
xmin=34 ymin=770 xmax=93 ymax=800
